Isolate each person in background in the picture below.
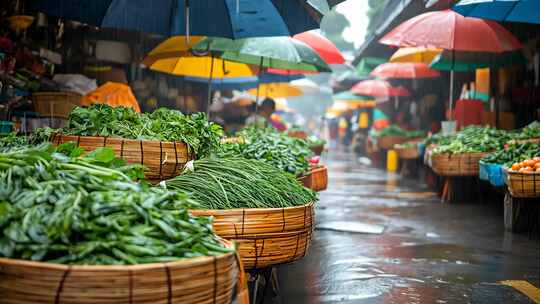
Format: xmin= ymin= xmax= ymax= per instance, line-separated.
xmin=246 ymin=98 xmax=286 ymax=131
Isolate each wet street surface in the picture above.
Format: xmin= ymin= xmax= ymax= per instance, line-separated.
xmin=277 ymin=152 xmax=540 ymax=304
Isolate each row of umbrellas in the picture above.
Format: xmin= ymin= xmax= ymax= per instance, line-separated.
xmin=32 ymin=0 xmax=349 ymax=112
xmin=337 ymin=3 xmax=533 ymax=119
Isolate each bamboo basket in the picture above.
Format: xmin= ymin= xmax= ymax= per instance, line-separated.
xmin=191 ymin=202 xmax=315 ymax=270
xmin=377 ymin=136 xmax=408 ymax=150
xmin=507 ymin=170 xmax=540 ymax=198
xmin=430 ymin=152 xmax=487 ymax=177
xmin=299 ymin=166 xmax=328 ymax=192
xmin=394 ymin=144 xmax=419 ymax=160
xmin=310 ymin=144 xmax=325 ymax=156
xmin=32 ymin=92 xmax=82 ymax=119
xmin=0 ymin=241 xmax=247 ymax=304
xmin=287 ymin=130 xmax=308 ymax=140
xmin=51 ymin=134 xmax=193 ymax=181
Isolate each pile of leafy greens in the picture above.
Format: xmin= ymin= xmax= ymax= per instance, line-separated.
xmin=431 ymin=126 xmax=512 ymax=155
xmin=62 ymin=104 xmax=223 ymax=157
xmin=218 ymin=126 xmax=313 ymax=175
xmin=0 ymin=143 xmax=231 ymax=265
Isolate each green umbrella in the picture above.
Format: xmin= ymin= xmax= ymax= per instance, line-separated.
xmin=430 ymin=50 xmax=527 ymax=72
xmin=192 ymin=36 xmax=331 ymax=72
xmin=355 ymin=56 xmax=387 ymax=77
xmin=333 ymin=91 xmax=372 ymax=101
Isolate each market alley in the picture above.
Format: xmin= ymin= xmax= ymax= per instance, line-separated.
xmin=278 ymin=152 xmax=540 ymax=304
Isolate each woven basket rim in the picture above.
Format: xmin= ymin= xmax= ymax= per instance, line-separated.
xmin=191 ymin=201 xmax=315 ymax=215
xmin=0 ymin=240 xmax=235 ymax=272
xmin=507 ymin=170 xmax=540 ymax=177
xmin=432 ymin=151 xmax=490 ymax=157
xmin=54 ymin=133 xmax=188 ymax=147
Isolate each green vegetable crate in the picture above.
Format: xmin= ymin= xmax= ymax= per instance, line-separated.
xmin=51 ymin=134 xmax=193 ymax=181
xmin=0 ymin=240 xmax=245 ymax=304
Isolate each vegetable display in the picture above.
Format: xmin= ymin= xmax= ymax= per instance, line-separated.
xmin=307 ymin=135 xmax=326 ymax=147
xmin=0 ymin=128 xmax=55 ymax=152
xmin=62 ymin=104 xmax=223 ymax=157
xmin=0 ymin=144 xmax=230 ymax=265
xmin=165 ymin=157 xmax=317 ymax=209
xmin=431 ymin=126 xmax=511 ymax=154
xmin=481 ymin=143 xmax=540 ymax=167
xmin=510 ymin=156 xmax=540 ymax=173
xmin=510 ymin=121 xmax=540 ymax=140
xmin=219 ymin=127 xmax=313 ymax=175
xmin=370 ymin=125 xmax=425 ymax=139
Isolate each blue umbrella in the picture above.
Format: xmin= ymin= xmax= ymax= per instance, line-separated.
xmin=33 ymin=0 xmax=322 ymax=38
xmin=184 ymin=76 xmax=258 ymax=91
xmin=183 ymin=73 xmax=304 ymax=91
xmin=453 ymin=0 xmax=540 ymax=24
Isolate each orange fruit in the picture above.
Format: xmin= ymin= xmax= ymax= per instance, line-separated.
xmin=533 ymin=156 xmax=540 ymax=162
xmin=535 ymin=163 xmax=540 ymax=169
xmin=511 ymin=163 xmax=521 ymax=171
xmin=525 ymin=160 xmax=536 ymax=167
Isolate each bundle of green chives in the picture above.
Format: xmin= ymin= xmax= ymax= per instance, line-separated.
xmin=165 ymin=157 xmax=317 ymax=209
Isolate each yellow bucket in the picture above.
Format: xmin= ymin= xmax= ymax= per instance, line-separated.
xmin=387 ymin=150 xmax=398 ymax=172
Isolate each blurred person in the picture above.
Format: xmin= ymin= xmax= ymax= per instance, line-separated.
xmin=246 ymin=98 xmax=286 ymax=131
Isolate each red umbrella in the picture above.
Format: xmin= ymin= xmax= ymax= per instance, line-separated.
xmin=268 ymin=31 xmax=344 ymax=75
xmin=370 ymin=62 xmax=441 ymax=79
xmin=379 ymin=10 xmax=522 ymax=52
xmin=351 ymin=79 xmax=410 ymax=97
xmin=379 ymin=9 xmax=522 ymax=119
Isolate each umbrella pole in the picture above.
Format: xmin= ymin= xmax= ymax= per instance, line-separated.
xmin=255 ymin=57 xmax=264 ymax=114
xmin=206 ymin=54 xmax=215 ymax=116
xmin=449 ymin=50 xmax=455 ymax=121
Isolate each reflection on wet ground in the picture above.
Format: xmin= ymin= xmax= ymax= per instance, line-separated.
xmin=277 ymin=152 xmax=540 ymax=304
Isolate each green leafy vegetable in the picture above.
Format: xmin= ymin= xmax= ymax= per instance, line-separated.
xmin=481 ymin=143 xmax=540 ymax=167
xmin=431 ymin=126 xmax=511 ymax=155
xmin=0 ymin=144 xmax=230 ymax=265
xmin=218 ymin=127 xmax=313 ymax=175
xmin=370 ymin=125 xmax=425 ymax=139
xmin=62 ymin=104 xmax=223 ymax=157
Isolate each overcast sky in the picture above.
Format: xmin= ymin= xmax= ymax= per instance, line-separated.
xmin=336 ymin=0 xmax=370 ymax=49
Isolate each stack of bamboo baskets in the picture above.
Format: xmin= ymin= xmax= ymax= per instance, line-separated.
xmin=191 ymin=203 xmax=315 ymax=270
xmin=0 ymin=241 xmax=247 ymax=304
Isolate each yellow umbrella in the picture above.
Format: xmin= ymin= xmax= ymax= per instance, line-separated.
xmin=247 ymin=83 xmax=303 ymax=99
xmin=334 ymin=99 xmax=376 ymax=110
xmin=142 ymin=36 xmax=257 ymax=78
xmin=389 ymin=47 xmax=442 ymax=64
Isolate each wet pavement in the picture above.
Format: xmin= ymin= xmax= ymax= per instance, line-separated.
xmin=277 ymin=152 xmax=540 ymax=304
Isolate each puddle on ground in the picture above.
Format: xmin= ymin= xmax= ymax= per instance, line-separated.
xmin=316 ymin=221 xmax=386 ymax=234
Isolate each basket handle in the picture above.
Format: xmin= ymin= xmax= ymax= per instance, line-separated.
xmin=234 ymin=251 xmax=249 ymax=304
